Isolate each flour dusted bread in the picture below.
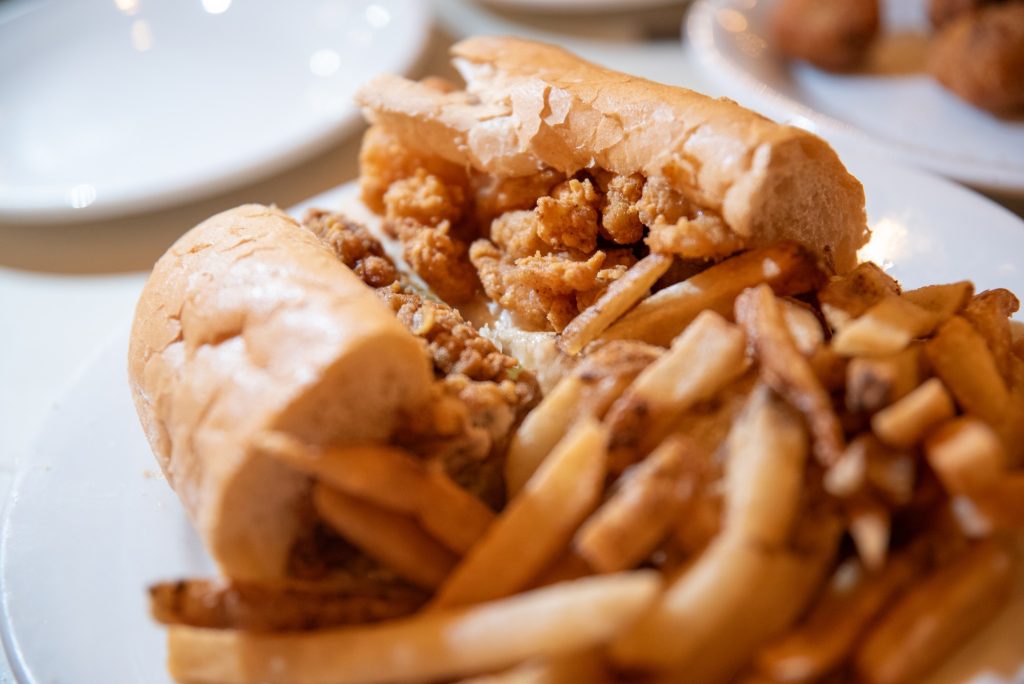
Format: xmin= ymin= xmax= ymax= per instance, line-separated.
xmin=128 ymin=204 xmax=433 ymax=582
xmin=357 ymin=36 xmax=869 ymax=272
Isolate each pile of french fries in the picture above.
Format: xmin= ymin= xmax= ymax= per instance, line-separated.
xmin=165 ymin=241 xmax=1024 ymax=684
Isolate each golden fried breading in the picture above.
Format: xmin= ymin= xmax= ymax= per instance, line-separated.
xmin=473 ymin=168 xmax=564 ymax=227
xmin=383 ymin=169 xmax=466 ymax=227
xmin=599 ymin=173 xmax=646 ymax=245
xmin=534 ymin=178 xmax=603 ymax=253
xmin=490 ymin=209 xmax=549 ymax=260
xmin=636 ymin=176 xmax=693 ymax=227
xmin=928 ymin=3 xmax=1024 ymax=115
xmin=772 ymin=0 xmax=881 ymax=71
xmin=390 ymin=219 xmax=479 ymax=304
xmin=645 ymin=214 xmax=746 ymax=260
xmin=302 ymin=209 xmax=398 ymax=288
xmin=359 ymin=125 xmax=468 ymax=213
xmin=928 ymin=0 xmax=996 ymax=29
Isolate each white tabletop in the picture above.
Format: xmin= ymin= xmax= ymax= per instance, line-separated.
xmin=1 ymin=1 xmax=1022 ymax=680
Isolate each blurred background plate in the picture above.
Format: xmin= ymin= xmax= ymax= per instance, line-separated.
xmin=475 ymin=0 xmax=685 ymax=13
xmin=685 ymin=0 xmax=1024 ymax=197
xmin=0 ymin=0 xmax=431 ymax=223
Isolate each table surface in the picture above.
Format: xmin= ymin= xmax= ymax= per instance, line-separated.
xmin=1 ymin=1 xmax=1022 ymax=681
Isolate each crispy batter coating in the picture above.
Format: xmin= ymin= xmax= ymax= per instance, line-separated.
xmin=928 ymin=0 xmax=999 ymax=29
xmin=389 ymin=218 xmax=479 ymax=304
xmin=636 ymin=176 xmax=693 ymax=227
xmin=928 ymin=3 xmax=1024 ymax=115
xmin=490 ymin=209 xmax=549 ymax=259
xmin=358 ymin=125 xmax=468 ymax=214
xmin=473 ymin=168 xmax=564 ymax=227
xmin=302 ymin=209 xmax=398 ymax=288
xmin=772 ymin=0 xmax=881 ymax=71
xmin=535 ymin=178 xmax=602 ymax=253
xmin=599 ymin=173 xmax=646 ymax=245
xmin=645 ymin=214 xmax=747 ymax=260
xmin=383 ymin=169 xmax=466 ymax=227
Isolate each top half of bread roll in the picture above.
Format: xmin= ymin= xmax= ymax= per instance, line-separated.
xmin=357 ymin=36 xmax=869 ymax=272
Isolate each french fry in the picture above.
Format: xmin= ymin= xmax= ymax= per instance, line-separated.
xmin=433 ymin=419 xmax=609 ymax=608
xmin=844 ymin=347 xmax=922 ymax=414
xmin=505 ymin=376 xmax=586 ymax=498
xmin=506 ymin=342 xmax=660 ymax=498
xmin=611 ymin=517 xmax=840 ymax=676
xmin=848 ymin=501 xmax=891 ymax=571
xmin=168 ymin=571 xmax=661 ymax=684
xmin=724 ymin=385 xmax=808 ymax=549
xmin=255 ymin=432 xmax=494 ymax=555
xmin=832 ymin=296 xmax=936 ymax=357
xmin=755 ymin=553 xmax=920 ymax=683
xmin=853 ymin=540 xmax=1015 ymax=684
xmin=604 ymin=310 xmax=747 ymax=472
xmin=926 ymin=316 xmax=1011 ymax=426
xmin=574 ymin=435 xmax=694 ymax=573
xmin=961 ymin=288 xmax=1020 ymax=382
xmin=559 ymin=253 xmax=673 ymax=355
xmin=313 ymin=485 xmax=457 ymax=590
xmin=529 ymin=550 xmax=593 ymax=588
xmin=976 ymin=473 xmax=1024 ymax=528
xmin=735 ymin=284 xmax=845 ymax=466
xmin=818 ymin=262 xmax=901 ymax=331
xmin=901 ymin=281 xmax=973 ymax=320
xmin=925 ymin=417 xmax=1006 ymax=496
xmin=600 ymin=242 xmax=824 ymax=347
xmin=824 ymin=435 xmax=915 ymax=506
xmin=780 ymin=298 xmax=824 ymax=356
xmin=458 ymin=650 xmax=609 ymax=684
xmin=870 ymin=377 xmax=956 ymax=450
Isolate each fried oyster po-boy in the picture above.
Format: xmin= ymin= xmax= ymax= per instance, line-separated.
xmin=131 ymin=37 xmax=1024 ymax=684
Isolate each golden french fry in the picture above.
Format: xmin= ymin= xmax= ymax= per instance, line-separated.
xmin=574 ymin=435 xmax=694 ymax=573
xmin=870 ymin=377 xmax=956 ymax=450
xmin=255 ymin=432 xmax=494 ymax=555
xmin=977 ymin=473 xmax=1024 ymax=528
xmin=611 ymin=518 xmax=840 ymax=677
xmin=844 ymin=346 xmax=922 ymax=414
xmin=605 ymin=310 xmax=747 ymax=472
xmin=529 ymin=550 xmax=593 ymax=589
xmin=756 ymin=553 xmax=919 ymax=683
xmin=832 ymin=296 xmax=936 ymax=357
xmin=780 ymin=298 xmax=824 ymax=356
xmin=901 ymin=281 xmax=973 ymax=319
xmin=559 ymin=253 xmax=673 ymax=355
xmin=926 ymin=316 xmax=1011 ymax=426
xmin=506 ymin=342 xmax=660 ymax=498
xmin=808 ymin=346 xmax=848 ymax=393
xmin=925 ymin=417 xmax=1006 ymax=496
xmin=735 ymin=284 xmax=845 ymax=466
xmin=433 ymin=419 xmax=609 ymax=608
xmin=600 ymin=242 xmax=824 ymax=347
xmin=458 ymin=650 xmax=609 ymax=684
xmin=818 ymin=262 xmax=901 ymax=331
xmin=962 ymin=288 xmax=1020 ymax=382
xmin=853 ymin=541 xmax=1015 ymax=684
xmin=848 ymin=502 xmax=890 ymax=571
xmin=724 ymin=385 xmax=808 ymax=549
xmin=313 ymin=485 xmax=457 ymax=590
xmin=168 ymin=572 xmax=661 ymax=684
xmin=505 ymin=376 xmax=586 ymax=499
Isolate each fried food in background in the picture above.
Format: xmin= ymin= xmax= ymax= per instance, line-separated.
xmin=928 ymin=0 xmax=1006 ymax=28
xmin=928 ymin=2 xmax=1024 ymax=116
xmin=771 ymin=0 xmax=881 ymax=71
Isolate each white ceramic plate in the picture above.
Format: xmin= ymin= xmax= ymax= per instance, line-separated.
xmin=476 ymin=0 xmax=684 ymax=13
xmin=685 ymin=0 xmax=1024 ymax=196
xmin=4 ymin=159 xmax=1024 ymax=682
xmin=0 ymin=0 xmax=431 ymax=223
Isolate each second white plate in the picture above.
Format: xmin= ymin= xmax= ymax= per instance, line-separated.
xmin=0 ymin=0 xmax=431 ymax=223
xmin=686 ymin=0 xmax=1024 ymax=196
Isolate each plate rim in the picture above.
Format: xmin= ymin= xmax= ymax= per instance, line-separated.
xmin=684 ymin=0 xmax=1024 ymax=197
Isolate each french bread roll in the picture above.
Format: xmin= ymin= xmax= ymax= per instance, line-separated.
xmin=356 ymin=36 xmax=869 ymax=273
xmin=128 ymin=204 xmax=433 ymax=582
